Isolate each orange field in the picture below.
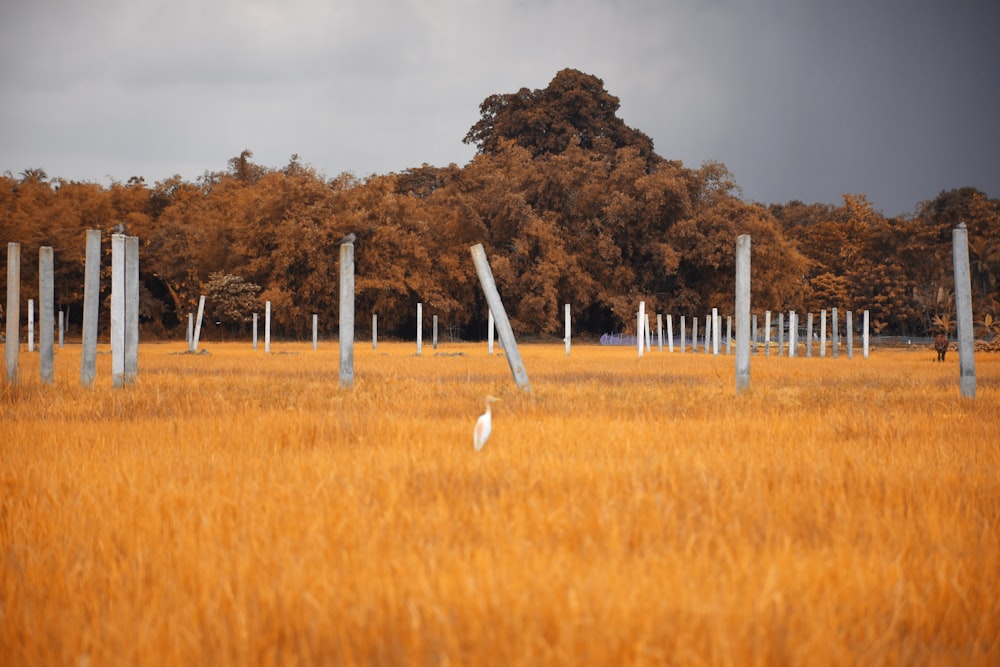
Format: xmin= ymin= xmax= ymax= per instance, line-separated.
xmin=2 ymin=340 xmax=999 ymax=666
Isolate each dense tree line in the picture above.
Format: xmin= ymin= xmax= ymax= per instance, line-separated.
xmin=2 ymin=69 xmax=998 ymax=341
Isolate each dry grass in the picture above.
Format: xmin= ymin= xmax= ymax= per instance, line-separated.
xmin=2 ymin=340 xmax=999 ymax=666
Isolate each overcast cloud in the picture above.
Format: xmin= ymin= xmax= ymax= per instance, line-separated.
xmin=1 ymin=0 xmax=997 ymax=216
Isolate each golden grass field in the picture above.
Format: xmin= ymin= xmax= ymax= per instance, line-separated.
xmin=2 ymin=339 xmax=999 ymax=666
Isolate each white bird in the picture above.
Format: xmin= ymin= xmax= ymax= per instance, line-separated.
xmin=474 ymin=395 xmax=501 ymax=451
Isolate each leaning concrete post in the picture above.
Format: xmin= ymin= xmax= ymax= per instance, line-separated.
xmin=252 ymin=312 xmax=258 ymax=350
xmin=5 ymin=243 xmax=21 ymax=384
xmin=657 ymin=314 xmax=663 ymax=352
xmin=41 ymin=247 xmax=58 ymax=383
xmin=487 ymin=309 xmax=495 ymax=354
xmin=80 ymin=231 xmax=100 ymax=387
xmin=433 ymin=315 xmax=439 ymax=350
xmin=125 ymin=236 xmax=139 ymax=384
xmin=372 ymin=313 xmax=378 ymax=350
xmin=764 ymin=311 xmax=771 ymax=357
xmin=832 ymin=307 xmax=839 ymax=359
xmin=788 ymin=311 xmax=796 ymax=358
xmin=58 ymin=310 xmax=64 ymax=349
xmin=806 ymin=313 xmax=814 ymax=357
xmin=712 ymin=308 xmax=720 ymax=355
xmin=863 ymin=310 xmax=870 ymax=359
xmin=666 ymin=315 xmax=674 ymax=352
xmin=265 ymin=301 xmax=271 ymax=353
xmin=735 ymin=235 xmax=751 ymax=393
xmin=637 ymin=301 xmax=645 ymax=357
xmin=470 ymin=244 xmax=531 ymax=392
xmin=339 ymin=240 xmax=355 ymax=387
xmin=111 ymin=234 xmax=126 ymax=387
xmin=564 ymin=304 xmax=571 ymax=356
xmin=846 ymin=311 xmax=854 ymax=360
xmin=953 ymin=223 xmax=976 ymax=398
xmin=680 ymin=316 xmax=686 ymax=353
xmin=192 ymin=295 xmax=206 ymax=352
xmin=312 ymin=314 xmax=318 ymax=350
xmin=28 ymin=299 xmax=34 ymax=353
xmin=819 ymin=309 xmax=827 ymax=358
xmin=416 ymin=302 xmax=423 ymax=356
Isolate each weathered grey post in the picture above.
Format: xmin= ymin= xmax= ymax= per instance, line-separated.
xmin=832 ymin=307 xmax=839 ymax=359
xmin=862 ymin=310 xmax=870 ymax=359
xmin=565 ymin=304 xmax=571 ymax=356
xmin=111 ymin=234 xmax=126 ymax=387
xmin=487 ymin=309 xmax=495 ymax=354
xmin=806 ymin=313 xmax=814 ymax=357
xmin=38 ymin=246 xmax=56 ymax=384
xmin=28 ymin=299 xmax=34 ymax=353
xmin=186 ymin=314 xmax=193 ymax=348
xmin=666 ymin=314 xmax=674 ymax=352
xmin=953 ymin=223 xmax=976 ymax=398
xmin=735 ymin=234 xmax=751 ymax=393
xmin=637 ymin=301 xmax=645 ymax=357
xmin=312 ymin=314 xmax=318 ymax=350
xmin=80 ymin=231 xmax=100 ymax=387
xmin=726 ymin=316 xmax=732 ymax=355
xmin=704 ymin=314 xmax=711 ymax=353
xmin=680 ymin=316 xmax=686 ymax=353
xmin=125 ymin=236 xmax=139 ymax=384
xmin=692 ymin=317 xmax=698 ymax=355
xmin=657 ymin=314 xmax=663 ymax=352
xmin=372 ymin=313 xmax=378 ymax=350
xmin=433 ymin=315 xmax=438 ymax=350
xmin=777 ymin=312 xmax=785 ymax=356
xmin=712 ymin=307 xmax=720 ymax=355
xmin=470 ymin=243 xmax=531 ymax=392
xmin=252 ymin=312 xmax=258 ymax=350
xmin=339 ymin=240 xmax=355 ymax=387
xmin=265 ymin=300 xmax=271 ymax=353
xmin=645 ymin=313 xmax=652 ymax=353
xmin=846 ymin=311 xmax=854 ymax=360
xmin=192 ymin=295 xmax=206 ymax=352
xmin=416 ymin=302 xmax=423 ymax=355
xmin=788 ymin=311 xmax=796 ymax=358
xmin=764 ymin=311 xmax=771 ymax=357
xmin=752 ymin=314 xmax=758 ymax=354
xmin=819 ymin=309 xmax=827 ymax=357
xmin=58 ymin=310 xmax=64 ymax=349
xmin=5 ymin=243 xmax=20 ymax=384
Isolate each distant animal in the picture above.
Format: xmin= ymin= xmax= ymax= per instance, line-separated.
xmin=339 ymin=232 xmax=356 ymax=245
xmin=934 ymin=333 xmax=948 ymax=362
xmin=474 ymin=395 xmax=501 ymax=451
xmin=110 ymin=223 xmax=126 ymax=235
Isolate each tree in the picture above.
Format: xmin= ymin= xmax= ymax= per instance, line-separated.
xmin=205 ymin=272 xmax=260 ymax=338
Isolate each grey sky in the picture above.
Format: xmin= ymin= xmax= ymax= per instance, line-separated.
xmin=1 ymin=0 xmax=997 ymax=217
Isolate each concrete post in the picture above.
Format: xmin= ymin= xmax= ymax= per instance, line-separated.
xmin=265 ymin=301 xmax=271 ymax=353
xmin=39 ymin=247 xmax=54 ymax=384
xmin=806 ymin=312 xmax=814 ymax=358
xmin=953 ymin=223 xmax=976 ymax=398
xmin=5 ymin=243 xmax=21 ymax=384
xmin=789 ymin=311 xmax=796 ymax=358
xmin=192 ymin=295 xmax=206 ymax=352
xmin=832 ymin=307 xmax=839 ymax=359
xmin=846 ymin=310 xmax=854 ymax=360
xmin=666 ymin=314 xmax=674 ymax=352
xmin=704 ymin=314 xmax=711 ymax=353
xmin=735 ymin=235 xmax=751 ymax=393
xmin=726 ymin=316 xmax=732 ymax=356
xmin=645 ymin=313 xmax=652 ymax=353
xmin=339 ymin=241 xmax=355 ymax=387
xmin=657 ymin=314 xmax=663 ymax=352
xmin=637 ymin=301 xmax=645 ymax=357
xmin=372 ymin=313 xmax=378 ymax=350
xmin=752 ymin=314 xmax=758 ymax=354
xmin=863 ymin=310 xmax=870 ymax=359
xmin=777 ymin=312 xmax=785 ymax=357
xmin=692 ymin=317 xmax=698 ymax=355
xmin=565 ymin=304 xmax=571 ymax=356
xmin=433 ymin=315 xmax=439 ymax=350
xmin=712 ymin=307 xmax=719 ymax=355
xmin=312 ymin=314 xmax=318 ymax=350
xmin=111 ymin=234 xmax=126 ymax=387
xmin=416 ymin=302 xmax=423 ymax=356
xmin=58 ymin=309 xmax=64 ymax=349
xmin=253 ymin=312 xmax=258 ymax=350
xmin=80 ymin=231 xmax=100 ymax=387
xmin=820 ymin=309 xmax=827 ymax=358
xmin=764 ymin=310 xmax=771 ymax=357
xmin=187 ymin=314 xmax=193 ymax=347
xmin=680 ymin=316 xmax=686 ymax=353
xmin=28 ymin=299 xmax=34 ymax=353
xmin=125 ymin=236 xmax=139 ymax=384
xmin=469 ymin=243 xmax=531 ymax=392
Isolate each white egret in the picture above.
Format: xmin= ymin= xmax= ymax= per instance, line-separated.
xmin=474 ymin=395 xmax=501 ymax=451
